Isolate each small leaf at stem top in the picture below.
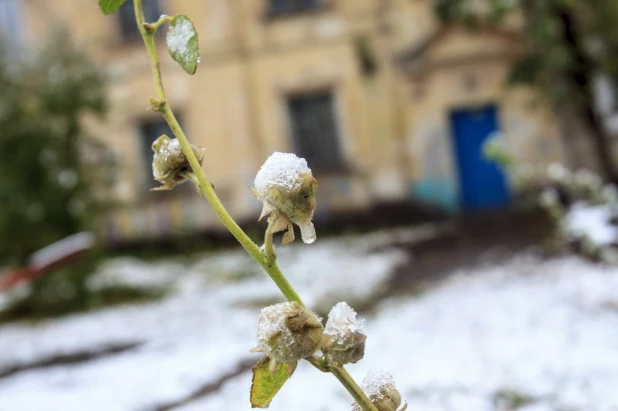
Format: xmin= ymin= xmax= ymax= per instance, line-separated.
xmin=250 ymin=357 xmax=289 ymax=408
xmin=167 ymin=14 xmax=200 ymax=75
xmin=98 ymin=0 xmax=127 ymax=14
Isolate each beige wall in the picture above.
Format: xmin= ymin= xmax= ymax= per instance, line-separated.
xmin=17 ymin=0 xmax=567 ymax=240
xmin=403 ymin=28 xmax=563 ymax=210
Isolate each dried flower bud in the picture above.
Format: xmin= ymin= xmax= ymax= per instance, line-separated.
xmin=151 ymin=135 xmax=204 ymax=191
xmin=352 ymin=370 xmax=406 ymax=411
xmin=251 ymin=152 xmax=318 ymax=245
xmin=252 ymin=302 xmax=323 ymax=376
xmin=323 ymin=302 xmax=366 ymax=366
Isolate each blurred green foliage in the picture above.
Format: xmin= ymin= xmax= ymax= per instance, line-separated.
xmin=0 ymin=29 xmax=111 ymax=264
xmin=434 ymin=0 xmax=618 ymax=180
xmin=0 ymin=29 xmax=120 ymax=320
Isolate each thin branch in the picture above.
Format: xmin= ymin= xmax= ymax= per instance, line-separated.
xmin=132 ymin=1 xmax=376 ymax=409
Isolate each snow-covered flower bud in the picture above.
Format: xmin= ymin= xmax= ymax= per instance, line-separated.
xmin=323 ymin=302 xmax=366 ymax=366
xmin=151 ymin=135 xmax=204 ymax=191
xmin=352 ymin=369 xmax=406 ymax=411
xmin=252 ymin=302 xmax=323 ymax=376
xmin=252 ymin=152 xmax=318 ymax=245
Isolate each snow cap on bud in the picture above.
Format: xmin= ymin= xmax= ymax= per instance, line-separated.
xmin=352 ymin=369 xmax=406 ymax=411
xmin=151 ymin=135 xmax=204 ymax=191
xmin=323 ymin=302 xmax=366 ymax=366
xmin=252 ymin=152 xmax=318 ymax=245
xmin=253 ymin=302 xmax=323 ymax=375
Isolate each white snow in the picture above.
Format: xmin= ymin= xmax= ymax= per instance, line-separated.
xmin=565 ymin=203 xmax=618 ymax=245
xmin=254 ymin=152 xmax=311 ymax=193
xmin=324 ymin=302 xmax=364 ymax=345
xmin=352 ymin=369 xmax=399 ymax=411
xmin=178 ymin=254 xmax=618 ymax=411
xmin=166 ymin=17 xmax=197 ymax=66
xmin=256 ymin=302 xmax=317 ymax=361
xmin=154 ymin=138 xmax=182 ymax=164
xmin=0 ymin=227 xmax=408 ymax=411
xmin=360 ymin=369 xmax=395 ymax=398
xmin=163 ymin=138 xmax=182 ymax=160
xmin=351 ymin=369 xmax=398 ymax=411
xmin=29 ymin=232 xmax=95 ymax=270
xmin=2 ymin=225 xmax=618 ymax=411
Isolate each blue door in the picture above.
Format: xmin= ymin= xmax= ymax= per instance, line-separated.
xmin=450 ymin=105 xmax=509 ymax=211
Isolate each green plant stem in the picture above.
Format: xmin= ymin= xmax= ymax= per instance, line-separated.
xmin=146 ymin=15 xmax=172 ymax=33
xmin=332 ymin=367 xmax=375 ymax=409
xmin=134 ymin=0 xmax=301 ymax=306
xmin=133 ymin=2 xmax=376 ymax=410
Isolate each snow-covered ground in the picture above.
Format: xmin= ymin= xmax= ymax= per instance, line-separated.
xmin=1 ymin=226 xmax=618 ymax=411
xmin=0 ymin=228 xmax=410 ymax=411
xmin=565 ymin=203 xmax=618 ymax=246
xmin=180 ymin=255 xmax=618 ymax=411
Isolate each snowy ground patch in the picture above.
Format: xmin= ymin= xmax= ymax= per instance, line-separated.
xmin=179 ymin=255 xmax=618 ymax=411
xmin=565 ymin=203 xmax=618 ymax=246
xmin=0 ymin=229 xmax=409 ymax=411
xmin=1 ymin=224 xmax=617 ymax=411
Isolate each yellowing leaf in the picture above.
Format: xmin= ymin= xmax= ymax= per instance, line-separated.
xmin=167 ymin=15 xmax=200 ymax=75
xmin=98 ymin=0 xmax=127 ymax=14
xmin=250 ymin=357 xmax=289 ymax=408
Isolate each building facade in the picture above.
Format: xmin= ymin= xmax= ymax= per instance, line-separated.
xmin=13 ymin=0 xmax=564 ymax=242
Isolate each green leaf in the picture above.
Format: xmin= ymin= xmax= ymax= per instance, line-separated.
xmin=167 ymin=15 xmax=200 ymax=75
xmin=250 ymin=358 xmax=289 ymax=408
xmin=98 ymin=0 xmax=127 ymax=15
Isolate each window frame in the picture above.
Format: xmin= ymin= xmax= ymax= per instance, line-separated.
xmin=264 ymin=0 xmax=329 ymax=20
xmin=284 ymin=89 xmax=347 ymax=174
xmin=117 ymin=0 xmax=163 ymax=44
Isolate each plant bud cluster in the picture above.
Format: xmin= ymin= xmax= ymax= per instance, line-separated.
xmin=255 ymin=302 xmax=323 ymax=365
xmin=151 ymin=135 xmax=203 ymax=191
xmin=252 ymin=152 xmax=318 ymax=245
xmin=323 ymin=302 xmax=366 ymax=366
xmin=352 ymin=369 xmax=406 ymax=411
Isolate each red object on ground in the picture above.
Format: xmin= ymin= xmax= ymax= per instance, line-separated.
xmin=0 ymin=232 xmax=95 ymax=291
xmin=0 ymin=267 xmax=37 ymax=290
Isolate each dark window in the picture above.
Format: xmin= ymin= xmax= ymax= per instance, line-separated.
xmin=287 ymin=91 xmax=344 ymax=172
xmin=267 ymin=0 xmax=323 ymax=17
xmin=139 ymin=117 xmax=178 ymax=190
xmin=118 ymin=0 xmax=162 ymax=42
